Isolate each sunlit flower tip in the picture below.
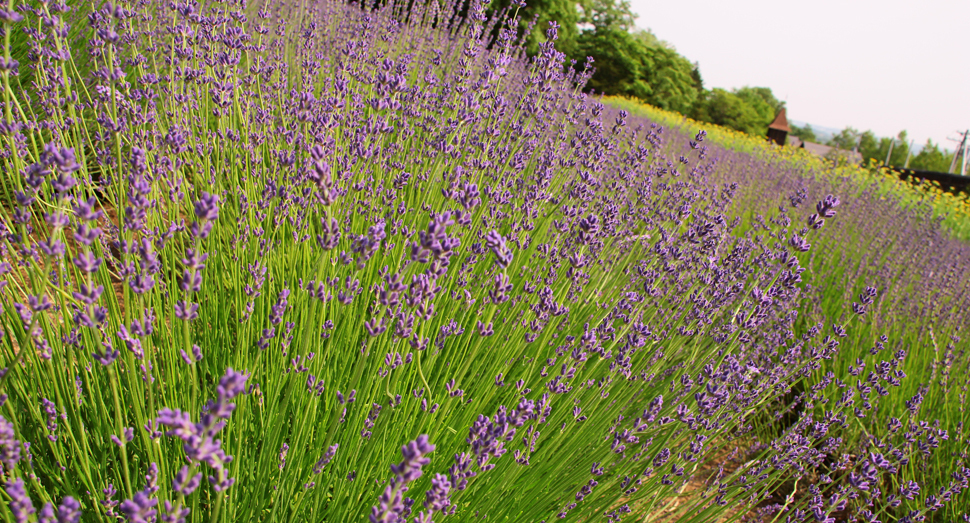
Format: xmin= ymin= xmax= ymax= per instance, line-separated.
xmin=545 ymin=20 xmax=559 ymax=40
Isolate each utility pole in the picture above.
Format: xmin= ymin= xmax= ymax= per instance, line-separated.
xmin=947 ymin=130 xmax=968 ymax=174
xmin=960 ymin=131 xmax=970 ymax=176
xmin=885 ymin=138 xmax=895 ymax=166
xmin=904 ymin=139 xmax=914 ymax=168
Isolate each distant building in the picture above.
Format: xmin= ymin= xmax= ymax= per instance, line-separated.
xmin=766 ymin=108 xmax=790 ymax=146
xmin=788 ymin=136 xmax=863 ymax=165
xmin=769 ymin=109 xmax=863 ymax=164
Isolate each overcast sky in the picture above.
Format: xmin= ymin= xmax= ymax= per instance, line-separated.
xmin=627 ymin=0 xmax=969 ymax=151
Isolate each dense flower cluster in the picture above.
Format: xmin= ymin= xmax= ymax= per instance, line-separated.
xmin=0 ymin=0 xmax=966 ymax=522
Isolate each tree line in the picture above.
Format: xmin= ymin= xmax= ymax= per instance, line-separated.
xmin=790 ymin=125 xmax=961 ymax=173
xmin=488 ymin=0 xmax=962 ymax=173
xmin=487 ymin=0 xmax=786 ymax=138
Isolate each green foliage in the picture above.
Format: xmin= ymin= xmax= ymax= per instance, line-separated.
xmin=567 ymin=0 xmax=701 ymax=114
xmin=689 ymin=88 xmax=766 ymax=136
xmin=788 ymin=123 xmax=816 ymax=143
xmin=909 ymin=139 xmax=956 ymax=172
xmin=573 ymin=28 xmax=644 ymax=97
xmin=826 ymin=126 xmax=860 ymax=151
xmin=688 ymin=60 xmax=703 ymax=93
xmin=688 ymin=86 xmax=784 ymax=137
xmin=856 ymin=130 xmax=914 ymax=167
xmin=532 ymin=0 xmax=581 ymax=53
xmin=631 ymin=28 xmax=671 ymax=49
xmin=733 ymin=86 xmax=783 ymax=129
xmin=858 ymin=130 xmax=879 ymax=162
xmin=492 ymin=0 xmax=792 ymax=142
xmin=488 ymin=0 xmax=581 ymax=55
xmin=637 ymin=45 xmax=701 ymax=114
xmin=887 ymin=132 xmax=910 ymax=167
xmin=577 ymin=0 xmax=636 ymax=31
xmin=575 ymin=27 xmax=698 ymax=113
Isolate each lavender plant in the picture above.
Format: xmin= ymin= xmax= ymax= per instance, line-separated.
xmin=0 ymin=1 xmax=967 ymax=523
xmin=606 ymin=98 xmax=970 ymax=522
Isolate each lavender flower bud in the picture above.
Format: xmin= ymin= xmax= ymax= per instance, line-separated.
xmin=0 ymin=415 xmax=21 ymax=470
xmin=6 ymin=479 xmax=35 ymax=523
xmin=172 ymin=465 xmax=202 ymax=496
xmin=193 ymin=192 xmax=220 ymax=222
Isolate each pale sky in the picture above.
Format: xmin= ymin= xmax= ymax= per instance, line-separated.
xmin=628 ymin=0 xmax=970 ymax=152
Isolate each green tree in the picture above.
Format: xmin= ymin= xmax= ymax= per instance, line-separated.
xmin=639 ymin=46 xmax=702 ymax=114
xmin=574 ymin=28 xmax=648 ymax=99
xmin=858 ymin=130 xmax=880 ymax=163
xmin=856 ymin=130 xmax=910 ymax=167
xmin=486 ymin=0 xmax=581 ymax=56
xmin=575 ymin=28 xmax=699 ymax=114
xmin=529 ymin=0 xmax=581 ymax=54
xmin=577 ymin=0 xmax=636 ymax=31
xmin=892 ymin=131 xmax=911 ymax=167
xmin=909 ymin=139 xmax=956 ymax=172
xmin=631 ymin=28 xmax=672 ymax=50
xmin=734 ymin=86 xmax=784 ymax=128
xmin=689 ymin=88 xmax=765 ymax=135
xmin=882 ymin=131 xmax=910 ymax=167
xmin=789 ymin=123 xmax=817 ymax=143
xmin=826 ymin=127 xmax=860 ymax=151
xmin=689 ymin=62 xmax=704 ymax=94
xmin=689 ymin=86 xmax=783 ymax=137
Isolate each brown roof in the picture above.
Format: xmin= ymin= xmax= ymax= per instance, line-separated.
xmin=768 ymin=108 xmax=790 ymax=132
xmin=799 ymin=141 xmax=863 ymax=164
xmin=801 ymin=141 xmax=833 ymax=156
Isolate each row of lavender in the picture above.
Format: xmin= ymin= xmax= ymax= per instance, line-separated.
xmin=722 ymin=141 xmax=970 ymax=522
xmin=0 ymin=1 xmax=965 ymax=523
xmin=606 ymin=100 xmax=970 ymax=520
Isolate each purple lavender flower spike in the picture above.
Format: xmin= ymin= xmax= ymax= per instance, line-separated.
xmin=173 ymin=301 xmax=199 ymax=322
xmin=172 ymin=465 xmax=202 ymax=496
xmin=0 ymin=415 xmax=21 ymax=470
xmin=72 ymin=252 xmax=103 ymax=273
xmin=370 ymin=435 xmax=435 ymax=523
xmin=119 ymin=490 xmax=157 ymax=523
xmin=193 ymin=192 xmax=220 ymax=222
xmin=73 ymin=197 xmax=104 ymax=222
xmin=156 ymin=368 xmax=248 ymax=498
xmin=6 ymin=478 xmax=35 ymax=523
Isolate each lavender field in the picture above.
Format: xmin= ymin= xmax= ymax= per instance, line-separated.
xmin=0 ymin=0 xmax=967 ymax=522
